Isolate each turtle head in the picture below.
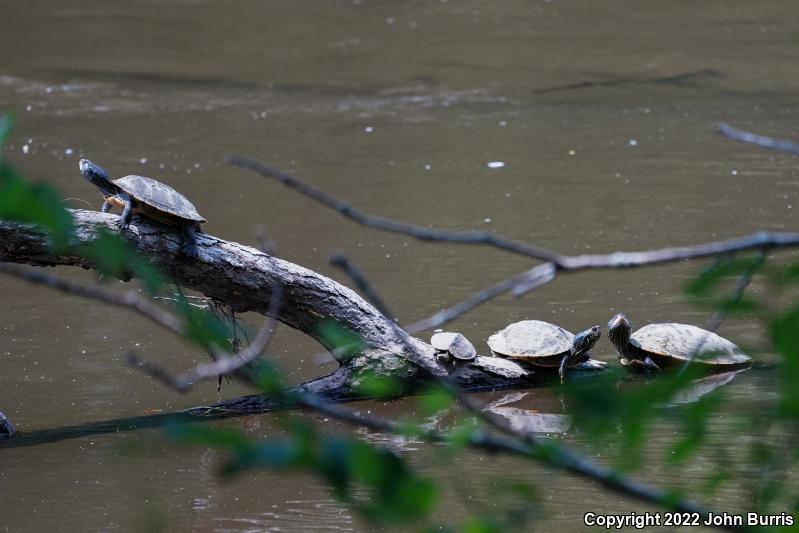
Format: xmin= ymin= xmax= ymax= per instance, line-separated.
xmin=571 ymin=325 xmax=601 ymax=357
xmin=607 ymin=313 xmax=633 ymax=352
xmin=79 ymin=159 xmax=117 ymax=196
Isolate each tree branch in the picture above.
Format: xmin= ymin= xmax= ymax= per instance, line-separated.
xmin=715 ymin=122 xmax=799 ymax=156
xmin=0 ymin=262 xmax=183 ymax=335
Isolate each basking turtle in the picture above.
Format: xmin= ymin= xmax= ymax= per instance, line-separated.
xmin=607 ymin=313 xmax=752 ymax=372
xmin=487 ymin=320 xmax=601 ymax=382
xmin=80 ymin=159 xmax=206 ymax=257
xmin=431 ymin=331 xmax=477 ymax=363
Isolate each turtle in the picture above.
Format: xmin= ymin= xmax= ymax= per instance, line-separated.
xmin=487 ymin=320 xmax=601 ymax=382
xmin=0 ymin=411 xmax=16 ymax=441
xmin=79 ymin=159 xmax=206 ymax=257
xmin=431 ymin=331 xmax=477 ymax=363
xmin=607 ymin=313 xmax=752 ymax=372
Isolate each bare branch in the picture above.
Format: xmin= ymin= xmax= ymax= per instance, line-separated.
xmin=556 ymin=231 xmax=791 ymax=270
xmin=0 ymin=262 xmax=183 ymax=335
xmin=405 ymin=263 xmax=556 ymax=334
xmin=228 ymin=155 xmax=565 ymax=264
xmin=715 ymin=122 xmax=799 ymax=156
xmin=330 ymin=252 xmax=396 ymax=321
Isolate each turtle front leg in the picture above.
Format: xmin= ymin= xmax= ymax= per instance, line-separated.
xmin=117 ymin=193 xmax=134 ymax=230
xmin=558 ymin=354 xmax=570 ymax=383
xmin=643 ymin=356 xmax=661 ymax=372
xmin=101 ymin=196 xmax=115 ymax=213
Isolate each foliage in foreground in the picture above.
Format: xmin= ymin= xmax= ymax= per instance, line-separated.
xmin=2 ymin=115 xmax=799 ymax=531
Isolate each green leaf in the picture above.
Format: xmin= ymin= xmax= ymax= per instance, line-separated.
xmin=0 ymin=113 xmax=13 ymax=147
xmin=221 ymin=440 xmax=303 ymax=477
xmin=355 ymin=373 xmax=403 ymax=398
xmin=417 ymin=385 xmax=454 ymax=416
xmin=79 ymin=229 xmax=166 ymax=294
xmin=0 ymin=163 xmax=75 ymax=249
xmin=165 ymin=423 xmax=252 ymax=449
xmin=772 ymin=305 xmax=799 ymax=418
xmin=316 ymin=321 xmax=366 ymax=361
xmin=250 ymin=359 xmax=285 ymax=394
xmin=179 ymin=304 xmax=233 ymax=350
xmin=668 ymin=392 xmax=722 ymax=464
xmin=685 ymin=255 xmax=763 ymax=297
xmin=461 ymin=517 xmax=503 ymax=533
xmin=445 ymin=420 xmax=480 ymax=453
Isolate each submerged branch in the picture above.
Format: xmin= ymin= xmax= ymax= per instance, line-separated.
xmin=715 ymin=122 xmax=799 ymax=156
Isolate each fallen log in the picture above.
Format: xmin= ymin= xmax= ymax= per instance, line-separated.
xmin=1 ymin=209 xmax=595 ymax=413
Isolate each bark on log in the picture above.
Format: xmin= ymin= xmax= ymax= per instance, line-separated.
xmin=0 ymin=209 xmax=600 ymax=404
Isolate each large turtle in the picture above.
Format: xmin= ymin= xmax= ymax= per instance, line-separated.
xmin=80 ymin=159 xmax=206 ymax=257
xmin=607 ymin=313 xmax=752 ymax=372
xmin=487 ymin=320 xmax=601 ymax=382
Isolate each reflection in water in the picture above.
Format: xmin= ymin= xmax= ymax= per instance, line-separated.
xmin=485 ymin=392 xmax=572 ymax=434
xmin=662 ymin=370 xmax=746 ymax=407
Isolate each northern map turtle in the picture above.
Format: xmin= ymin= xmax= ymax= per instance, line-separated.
xmin=607 ymin=313 xmax=752 ymax=372
xmin=80 ymin=159 xmax=206 ymax=257
xmin=487 ymin=320 xmax=601 ymax=382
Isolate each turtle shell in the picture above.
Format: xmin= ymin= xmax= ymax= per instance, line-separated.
xmin=114 ymin=175 xmax=206 ymax=223
xmin=431 ymin=332 xmax=476 ymax=361
xmin=487 ymin=320 xmax=573 ymax=365
xmin=631 ymin=323 xmax=751 ymax=366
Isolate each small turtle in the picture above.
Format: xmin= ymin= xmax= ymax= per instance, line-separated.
xmin=431 ymin=331 xmax=477 ymax=363
xmin=0 ymin=411 xmax=16 ymax=441
xmin=80 ymin=159 xmax=206 ymax=257
xmin=487 ymin=320 xmax=601 ymax=382
xmin=607 ymin=313 xmax=752 ymax=372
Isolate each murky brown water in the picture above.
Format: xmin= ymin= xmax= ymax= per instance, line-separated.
xmin=2 ymin=0 xmax=799 ymax=531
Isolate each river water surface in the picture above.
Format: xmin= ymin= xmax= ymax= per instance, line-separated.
xmin=2 ymin=1 xmax=799 ymax=531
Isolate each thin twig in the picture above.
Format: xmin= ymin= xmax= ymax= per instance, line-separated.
xmin=404 ymin=263 xmax=556 ymax=334
xmin=330 ymin=252 xmax=396 ymax=321
xmin=0 ymin=262 xmax=183 ymax=335
xmin=678 ymin=253 xmax=764 ymax=374
xmin=228 ymin=155 xmax=565 ymax=264
xmin=715 ymin=122 xmax=799 ymax=156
